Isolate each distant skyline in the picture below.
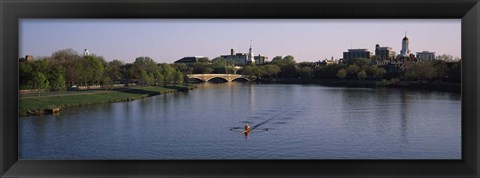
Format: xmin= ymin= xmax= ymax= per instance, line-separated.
xmin=20 ymin=19 xmax=461 ymax=63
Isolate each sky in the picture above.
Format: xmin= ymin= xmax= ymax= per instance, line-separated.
xmin=20 ymin=19 xmax=461 ymax=63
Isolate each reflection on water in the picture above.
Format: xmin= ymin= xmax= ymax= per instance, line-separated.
xmin=19 ymin=83 xmax=461 ymax=159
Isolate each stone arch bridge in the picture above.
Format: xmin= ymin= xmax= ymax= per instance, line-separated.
xmin=187 ymin=74 xmax=256 ymax=82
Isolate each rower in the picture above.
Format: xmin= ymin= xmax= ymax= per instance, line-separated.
xmin=244 ymin=123 xmax=250 ymax=132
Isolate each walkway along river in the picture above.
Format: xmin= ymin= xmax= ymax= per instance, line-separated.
xmin=19 ymin=83 xmax=461 ymax=159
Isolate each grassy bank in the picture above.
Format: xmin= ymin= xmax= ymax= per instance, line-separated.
xmin=19 ymin=85 xmax=193 ymax=117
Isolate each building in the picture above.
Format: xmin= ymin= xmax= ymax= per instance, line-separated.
xmin=323 ymin=59 xmax=338 ymax=65
xmin=23 ymin=55 xmax=34 ymax=62
xmin=399 ymin=34 xmax=411 ymax=57
xmin=416 ymin=51 xmax=435 ymax=61
xmin=247 ymin=45 xmax=255 ymax=64
xmin=84 ymin=49 xmax=90 ymax=56
xmin=375 ymin=44 xmax=396 ymax=60
xmin=221 ymin=46 xmax=266 ymax=66
xmin=174 ymin=56 xmax=207 ymax=65
xmin=221 ymin=49 xmax=249 ymax=66
xmin=342 ymin=49 xmax=371 ymax=63
xmin=254 ymin=54 xmax=268 ymax=65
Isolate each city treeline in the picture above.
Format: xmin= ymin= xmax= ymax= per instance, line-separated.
xmin=20 ymin=49 xmax=462 ymax=95
xmin=19 ymin=49 xmax=187 ymax=95
xmin=209 ymin=55 xmax=461 ymax=83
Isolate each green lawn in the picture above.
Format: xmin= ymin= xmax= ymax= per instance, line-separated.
xmin=19 ymin=86 xmax=191 ymax=117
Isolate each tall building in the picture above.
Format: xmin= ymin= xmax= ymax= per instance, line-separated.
xmin=248 ymin=45 xmax=255 ymax=64
xmin=416 ymin=51 xmax=435 ymax=61
xmin=400 ymin=34 xmax=411 ymax=57
xmin=343 ymin=49 xmax=371 ymax=63
xmin=375 ymin=44 xmax=396 ymax=60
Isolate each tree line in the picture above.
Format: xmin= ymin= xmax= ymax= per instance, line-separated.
xmin=20 ymin=49 xmax=187 ymax=96
xmin=20 ymin=49 xmax=461 ymax=97
xmin=202 ymin=55 xmax=460 ymax=83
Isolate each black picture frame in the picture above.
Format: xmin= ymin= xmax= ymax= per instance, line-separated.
xmin=1 ymin=0 xmax=479 ymax=177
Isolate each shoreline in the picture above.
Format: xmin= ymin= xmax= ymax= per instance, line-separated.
xmin=256 ymin=78 xmax=461 ymax=92
xmin=19 ymin=80 xmax=460 ymax=117
xmin=19 ymin=85 xmax=194 ymax=117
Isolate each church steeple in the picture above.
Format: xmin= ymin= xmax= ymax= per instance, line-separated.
xmin=248 ymin=40 xmax=255 ymax=64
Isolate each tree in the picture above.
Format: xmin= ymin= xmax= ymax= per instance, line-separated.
xmin=50 ymin=74 xmax=66 ymax=96
xmin=124 ymin=64 xmax=136 ymax=80
xmin=203 ymin=67 xmax=214 ymax=74
xmin=50 ymin=48 xmax=81 ymax=65
xmin=191 ymin=62 xmax=214 ymax=74
xmin=336 ymin=68 xmax=347 ymax=79
xmin=32 ymin=59 xmax=50 ymax=75
xmin=173 ymin=63 xmax=189 ymax=74
xmin=173 ymin=70 xmax=184 ymax=86
xmin=433 ymin=60 xmax=448 ymax=80
xmin=161 ymin=64 xmax=175 ymax=86
xmin=370 ymin=66 xmax=386 ymax=80
xmin=357 ymin=70 xmax=367 ymax=80
xmin=212 ymin=62 xmax=227 ymax=74
xmin=153 ymin=70 xmax=164 ymax=86
xmin=283 ymin=55 xmax=296 ymax=64
xmin=271 ymin=56 xmax=283 ymax=63
xmin=82 ymin=56 xmax=105 ymax=86
xmin=32 ymin=72 xmax=49 ymax=98
xmin=102 ymin=76 xmax=113 ymax=93
xmin=140 ymin=70 xmax=152 ymax=88
xmin=134 ymin=56 xmax=158 ymax=75
xmin=405 ymin=61 xmax=436 ymax=80
xmin=313 ymin=63 xmax=346 ymax=79
xmin=212 ymin=57 xmax=227 ymax=65
xmin=446 ymin=61 xmax=461 ymax=82
xmin=346 ymin=64 xmax=360 ymax=78
xmin=252 ymin=66 xmax=266 ymax=78
xmin=241 ymin=66 xmax=255 ymax=76
xmin=296 ymin=66 xmax=313 ymax=79
xmin=351 ymin=58 xmax=371 ymax=67
xmin=198 ymin=57 xmax=210 ymax=63
xmin=65 ymin=58 xmax=83 ymax=86
xmin=263 ymin=65 xmax=281 ymax=78
xmin=436 ymin=54 xmax=455 ymax=62
xmin=105 ymin=60 xmax=125 ymax=81
xmin=19 ymin=61 xmax=34 ymax=89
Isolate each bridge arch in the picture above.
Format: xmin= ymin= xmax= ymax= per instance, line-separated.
xmin=206 ymin=77 xmax=229 ymax=83
xmin=231 ymin=77 xmax=250 ymax=82
xmin=187 ymin=74 xmax=255 ymax=82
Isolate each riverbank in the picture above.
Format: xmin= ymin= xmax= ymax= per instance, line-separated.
xmin=258 ymin=78 xmax=461 ymax=92
xmin=19 ymin=85 xmax=194 ymax=117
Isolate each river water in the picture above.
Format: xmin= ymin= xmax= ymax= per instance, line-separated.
xmin=19 ymin=83 xmax=461 ymax=159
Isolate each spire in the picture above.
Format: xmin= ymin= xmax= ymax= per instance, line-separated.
xmin=248 ymin=40 xmax=254 ymax=64
xmin=403 ymin=31 xmax=409 ymax=41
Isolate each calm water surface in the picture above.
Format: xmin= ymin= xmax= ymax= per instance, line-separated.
xmin=19 ymin=83 xmax=461 ymax=159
